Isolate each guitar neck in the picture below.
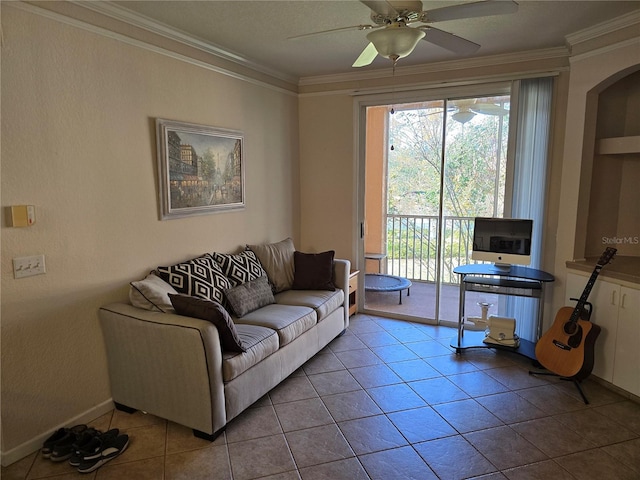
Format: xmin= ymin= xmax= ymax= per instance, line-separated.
xmin=569 ymin=265 xmax=602 ymax=323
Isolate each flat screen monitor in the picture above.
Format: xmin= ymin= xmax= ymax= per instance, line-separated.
xmin=471 ymin=217 xmax=533 ymax=271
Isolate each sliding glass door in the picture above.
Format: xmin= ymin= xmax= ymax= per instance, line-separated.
xmin=363 ymin=94 xmax=511 ymax=324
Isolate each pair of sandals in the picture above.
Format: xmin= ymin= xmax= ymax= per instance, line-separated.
xmin=41 ymin=424 xmax=129 ymax=473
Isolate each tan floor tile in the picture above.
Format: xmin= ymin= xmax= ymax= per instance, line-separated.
xmin=409 ymin=376 xmax=469 ymax=404
xmin=321 ymin=389 xmax=382 ymax=422
xmin=601 ymin=437 xmax=640 ymax=474
xmin=298 ymin=457 xmax=368 ymax=480
xmin=553 ymin=407 xmax=637 ymax=446
xmin=405 ymin=340 xmax=452 ymax=358
xmin=475 ymin=391 xmax=546 ymax=424
xmin=270 ymin=376 xmax=319 ymax=404
xmin=95 ymin=456 xmax=164 ymax=480
xmin=388 ymin=406 xmax=456 ymax=443
xmin=349 ymin=364 xmax=403 ymax=389
xmin=338 ymin=415 xmax=407 ymax=455
xmin=226 ymin=405 xmax=282 ymax=444
xmin=426 ymin=354 xmax=478 ymax=375
xmin=555 ymin=448 xmax=639 ymax=480
xmin=166 ymin=421 xmax=223 ymax=455
xmin=307 ymin=370 xmax=361 ymax=396
xmin=510 ymin=416 xmax=597 ymax=457
xmin=515 ymin=384 xmax=589 ymax=414
xmin=464 ymin=425 xmax=548 ymax=470
xmin=367 ymin=383 xmax=426 ymax=412
xmin=370 ymin=343 xmax=419 ymax=363
xmin=327 ymin=332 xmax=367 ymax=353
xmin=1 ymin=452 xmax=36 ymax=480
xmin=502 ymin=459 xmax=575 ymax=480
xmin=334 ymin=348 xmax=382 ymax=369
xmin=285 ymin=424 xmax=354 ymax=468
xmin=414 ymin=435 xmax=497 ymax=479
xmin=484 ymin=365 xmax=550 ymax=390
xmin=274 ymin=398 xmax=333 ymax=432
xmin=386 ymin=358 xmax=441 ymax=382
xmin=228 ymin=434 xmax=295 ymax=480
xmin=433 ymin=399 xmax=503 ymax=433
xmin=166 ymin=444 xmax=231 ymax=480
xmin=360 ymin=446 xmax=437 ymax=480
xmin=448 ymin=370 xmax=511 ymax=397
xmin=594 ymin=399 xmax=640 ymax=434
xmin=301 ymin=352 xmax=345 ymax=375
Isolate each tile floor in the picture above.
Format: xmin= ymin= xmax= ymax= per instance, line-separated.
xmin=3 ymin=314 xmax=640 ymax=480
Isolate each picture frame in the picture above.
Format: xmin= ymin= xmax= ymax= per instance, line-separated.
xmin=156 ymin=119 xmax=244 ymax=220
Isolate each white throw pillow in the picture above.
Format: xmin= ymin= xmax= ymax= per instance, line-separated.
xmin=129 ymin=273 xmax=178 ymax=312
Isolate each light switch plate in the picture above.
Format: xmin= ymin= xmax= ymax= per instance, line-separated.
xmin=13 ymin=255 xmax=46 ymax=279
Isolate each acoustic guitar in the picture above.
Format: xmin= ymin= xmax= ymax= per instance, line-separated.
xmin=535 ymin=247 xmax=617 ymax=380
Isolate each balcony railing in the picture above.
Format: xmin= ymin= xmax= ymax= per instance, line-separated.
xmin=385 ymin=215 xmax=478 ymax=284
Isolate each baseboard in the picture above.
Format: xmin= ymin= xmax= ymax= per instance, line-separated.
xmin=1 ymin=398 xmax=115 ymax=467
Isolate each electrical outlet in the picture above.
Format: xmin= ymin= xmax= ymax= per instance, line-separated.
xmin=13 ymin=255 xmax=46 ymax=279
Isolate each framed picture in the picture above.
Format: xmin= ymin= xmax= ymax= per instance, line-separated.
xmin=156 ymin=119 xmax=244 ymax=220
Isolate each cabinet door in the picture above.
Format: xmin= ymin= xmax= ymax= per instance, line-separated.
xmin=565 ymin=273 xmax=618 ymax=382
xmin=612 ymin=286 xmax=640 ymax=396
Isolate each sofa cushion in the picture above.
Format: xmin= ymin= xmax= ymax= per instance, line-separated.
xmin=211 ymin=250 xmax=267 ymax=287
xmin=222 ymin=324 xmax=279 ymax=382
xmin=169 ymin=294 xmax=246 ymax=353
xmin=224 ymin=276 xmax=275 ymax=317
xmin=275 ymin=289 xmax=344 ymax=322
xmin=246 ymin=238 xmax=295 ymax=293
xmin=129 ymin=272 xmax=178 ymax=313
xmin=292 ymin=250 xmax=336 ymax=291
xmin=156 ymin=254 xmax=232 ymax=305
xmin=235 ymin=304 xmax=316 ymax=346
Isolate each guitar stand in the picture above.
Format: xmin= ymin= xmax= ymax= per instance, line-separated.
xmin=528 ymin=370 xmax=589 ymax=404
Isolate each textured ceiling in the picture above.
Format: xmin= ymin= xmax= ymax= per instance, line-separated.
xmin=112 ymin=1 xmax=640 ymax=79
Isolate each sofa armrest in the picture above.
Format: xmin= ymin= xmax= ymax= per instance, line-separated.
xmin=333 ymin=258 xmax=351 ymax=326
xmin=98 ymin=303 xmax=226 ymax=435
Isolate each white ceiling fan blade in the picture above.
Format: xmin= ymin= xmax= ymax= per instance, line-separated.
xmin=425 ymin=0 xmax=518 ymax=23
xmin=352 ymin=42 xmax=379 ymax=67
xmin=359 ymin=1 xmax=399 ymax=17
xmin=288 ymin=24 xmax=376 ymax=40
xmin=470 ymin=103 xmax=509 ymax=115
xmin=421 ymin=27 xmax=480 ymax=55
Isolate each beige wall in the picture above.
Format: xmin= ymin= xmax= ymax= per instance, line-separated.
xmin=1 ymin=5 xmax=298 ymax=457
xmin=298 ymin=94 xmax=355 ymax=259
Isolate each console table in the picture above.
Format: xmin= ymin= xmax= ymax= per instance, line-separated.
xmin=451 ymin=264 xmax=554 ymax=360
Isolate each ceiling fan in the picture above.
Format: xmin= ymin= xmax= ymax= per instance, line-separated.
xmin=290 ymin=1 xmax=519 ymax=67
xmin=449 ymin=98 xmax=509 ymax=123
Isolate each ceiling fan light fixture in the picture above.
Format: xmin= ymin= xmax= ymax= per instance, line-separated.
xmin=452 ymin=110 xmax=475 ymax=124
xmin=366 ymin=23 xmax=425 ymax=60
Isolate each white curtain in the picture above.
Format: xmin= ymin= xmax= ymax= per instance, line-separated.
xmin=505 ymin=77 xmax=554 ymax=342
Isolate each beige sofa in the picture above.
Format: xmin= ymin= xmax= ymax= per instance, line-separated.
xmin=98 ymin=247 xmax=350 ymax=441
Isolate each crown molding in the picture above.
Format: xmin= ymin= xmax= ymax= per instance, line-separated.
xmin=70 ymin=0 xmax=299 ymax=86
xmin=299 ymin=47 xmax=569 ymax=87
xmin=10 ymin=1 xmax=298 ymax=96
xmin=566 ymin=9 xmax=640 ymax=48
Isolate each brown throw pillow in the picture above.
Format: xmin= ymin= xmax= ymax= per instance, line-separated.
xmin=224 ymin=276 xmax=275 ymax=317
xmin=292 ymin=250 xmax=336 ymax=291
xmin=169 ymin=294 xmax=246 ymax=352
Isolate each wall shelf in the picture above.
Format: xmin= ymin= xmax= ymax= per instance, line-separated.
xmin=597 ymin=136 xmax=640 ymax=155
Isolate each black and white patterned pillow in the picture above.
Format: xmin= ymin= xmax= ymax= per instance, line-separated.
xmin=211 ymin=250 xmax=267 ymax=287
xmin=156 ymin=254 xmax=232 ymax=305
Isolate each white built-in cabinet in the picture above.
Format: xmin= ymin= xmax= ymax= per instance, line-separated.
xmin=566 ymin=272 xmax=640 ymax=396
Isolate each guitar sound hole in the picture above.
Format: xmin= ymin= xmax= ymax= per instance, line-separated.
xmin=563 ymin=322 xmax=578 ymax=335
